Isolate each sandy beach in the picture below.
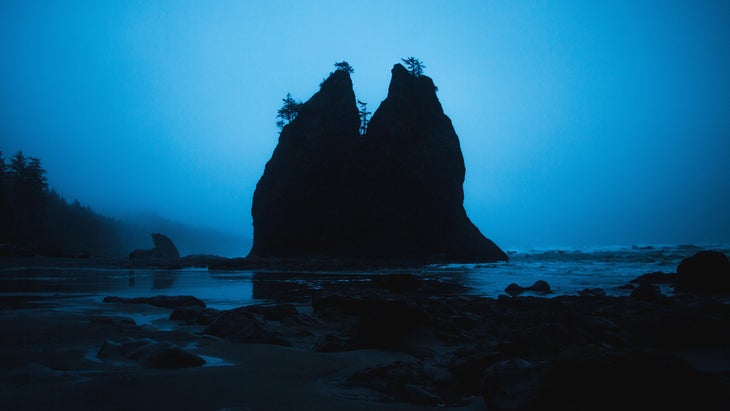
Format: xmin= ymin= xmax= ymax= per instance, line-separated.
xmin=0 ymin=294 xmax=485 ymax=411
xmin=2 ymin=262 xmax=730 ymax=411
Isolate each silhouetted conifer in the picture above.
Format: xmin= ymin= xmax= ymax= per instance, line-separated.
xmin=276 ymin=93 xmax=302 ymax=130
xmin=334 ymin=61 xmax=354 ymax=73
xmin=0 ymin=148 xmax=126 ymax=256
xmin=401 ymin=57 xmax=426 ymax=77
xmin=357 ymin=100 xmax=371 ymax=135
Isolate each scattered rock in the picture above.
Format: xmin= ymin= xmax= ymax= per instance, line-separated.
xmin=169 ymin=306 xmax=221 ymax=325
xmin=313 ymin=294 xmax=426 ymax=349
xmin=528 ymin=280 xmax=552 ymax=294
xmin=97 ymin=338 xmax=205 ymax=369
xmin=528 ymin=350 xmax=728 ymax=411
xmin=356 ymin=297 xmax=426 ymax=349
xmin=245 ymin=303 xmax=302 ymax=323
xmin=630 ymin=282 xmax=664 ymax=302
xmin=204 ymin=307 xmax=290 ymax=346
xmin=504 ymin=283 xmax=525 ymax=297
xmin=89 ymin=315 xmax=136 ymax=326
xmin=103 ymin=295 xmax=205 ymax=309
xmin=481 ymin=358 xmax=544 ymax=411
xmin=504 ymin=280 xmax=552 ymax=296
xmin=347 ymin=360 xmax=440 ymax=405
xmin=579 ymin=288 xmax=606 ymax=297
xmin=618 ymin=284 xmax=636 ymax=290
xmin=676 ymin=250 xmax=730 ymax=294
xmin=371 ymin=274 xmax=423 ymax=293
xmin=630 ymin=271 xmax=676 ymax=285
xmin=313 ymin=333 xmax=356 ymax=352
xmin=448 ymin=351 xmax=505 ymax=393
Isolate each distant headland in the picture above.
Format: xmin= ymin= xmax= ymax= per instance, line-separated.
xmin=247 ymin=59 xmax=507 ymax=265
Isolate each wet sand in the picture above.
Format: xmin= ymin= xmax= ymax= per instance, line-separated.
xmin=0 ymin=297 xmax=484 ymax=411
xmin=2 ymin=268 xmax=730 ymax=410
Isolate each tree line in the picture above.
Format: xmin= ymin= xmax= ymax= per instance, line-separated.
xmin=0 ymin=150 xmax=127 ymax=257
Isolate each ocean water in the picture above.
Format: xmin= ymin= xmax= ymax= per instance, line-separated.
xmin=1 ymin=244 xmax=727 ymax=312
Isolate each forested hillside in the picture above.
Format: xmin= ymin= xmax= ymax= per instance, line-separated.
xmin=0 ymin=150 xmax=125 ymax=256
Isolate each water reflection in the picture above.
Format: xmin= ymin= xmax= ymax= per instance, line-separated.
xmin=152 ymin=271 xmax=176 ymax=289
xmin=251 ymin=272 xmax=316 ymax=303
xmin=128 ymin=270 xmax=135 ymax=288
xmin=249 ymin=271 xmax=442 ymax=303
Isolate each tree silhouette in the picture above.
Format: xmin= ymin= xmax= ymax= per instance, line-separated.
xmin=276 ymin=93 xmax=302 ymax=130
xmin=0 ymin=148 xmax=128 ymax=256
xmin=401 ymin=57 xmax=426 ymax=77
xmin=8 ymin=151 xmax=47 ymax=196
xmin=357 ymin=100 xmax=371 ymax=136
xmin=3 ymin=151 xmax=48 ymax=246
xmin=0 ymin=151 xmax=7 ymax=240
xmin=334 ymin=61 xmax=354 ymax=73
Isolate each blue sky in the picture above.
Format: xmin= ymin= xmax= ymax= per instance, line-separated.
xmin=1 ymin=1 xmax=729 ymax=251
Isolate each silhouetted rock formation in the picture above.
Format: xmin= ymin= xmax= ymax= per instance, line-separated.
xmin=249 ymin=64 xmax=507 ymax=263
xmin=128 ymin=233 xmax=181 ymax=267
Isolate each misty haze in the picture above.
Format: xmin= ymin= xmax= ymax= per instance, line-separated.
xmin=1 ymin=2 xmax=729 ymax=410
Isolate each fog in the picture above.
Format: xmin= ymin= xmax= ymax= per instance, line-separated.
xmin=1 ymin=1 xmax=729 ymax=253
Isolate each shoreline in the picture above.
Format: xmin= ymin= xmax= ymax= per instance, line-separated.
xmin=3 ymin=247 xmax=730 ymax=409
xmin=2 ymin=269 xmax=730 ymax=410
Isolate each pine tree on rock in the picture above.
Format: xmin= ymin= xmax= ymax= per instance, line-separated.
xmin=401 ymin=57 xmax=426 ymax=77
xmin=334 ymin=61 xmax=354 ymax=73
xmin=276 ymin=93 xmax=302 ymax=130
xmin=357 ymin=100 xmax=371 ymax=136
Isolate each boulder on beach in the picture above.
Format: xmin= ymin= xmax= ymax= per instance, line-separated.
xmin=347 ymin=360 xmax=440 ymax=405
xmin=97 ymin=338 xmax=205 ymax=369
xmin=103 ymin=295 xmax=205 ymax=309
xmin=203 ymin=306 xmax=291 ymax=346
xmin=312 ymin=294 xmax=426 ymax=349
xmin=169 ymin=306 xmax=221 ymax=325
xmin=579 ymin=287 xmax=606 ymax=297
xmin=504 ymin=280 xmax=553 ymax=297
xmin=676 ymin=250 xmax=730 ymax=294
xmin=630 ymin=282 xmax=664 ymax=302
xmin=482 ymin=350 xmax=728 ymax=411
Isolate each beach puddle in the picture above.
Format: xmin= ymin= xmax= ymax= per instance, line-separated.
xmin=199 ymin=354 xmax=235 ymax=367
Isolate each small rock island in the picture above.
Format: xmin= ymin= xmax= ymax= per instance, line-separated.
xmin=249 ymin=62 xmax=507 ymax=263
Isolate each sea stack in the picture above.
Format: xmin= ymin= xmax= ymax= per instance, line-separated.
xmin=249 ymin=63 xmax=507 ymax=263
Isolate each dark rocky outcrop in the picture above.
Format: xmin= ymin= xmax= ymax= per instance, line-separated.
xmin=630 ymin=271 xmax=677 ymax=285
xmin=103 ymin=295 xmax=205 ymax=309
xmin=482 ymin=350 xmax=728 ymax=411
xmin=129 ymin=233 xmax=181 ymax=267
xmin=504 ymin=280 xmax=553 ymax=296
xmin=97 ymin=338 xmax=205 ymax=369
xmin=676 ymin=250 xmax=730 ymax=294
xmin=630 ymin=282 xmax=664 ymax=302
xmin=249 ymin=64 xmax=507 ymax=264
xmin=89 ymin=315 xmax=137 ymax=326
xmin=347 ymin=360 xmax=441 ymax=405
xmin=203 ymin=306 xmax=291 ymax=346
xmin=169 ymin=306 xmax=221 ymax=325
xmin=579 ymin=287 xmax=606 ymax=297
